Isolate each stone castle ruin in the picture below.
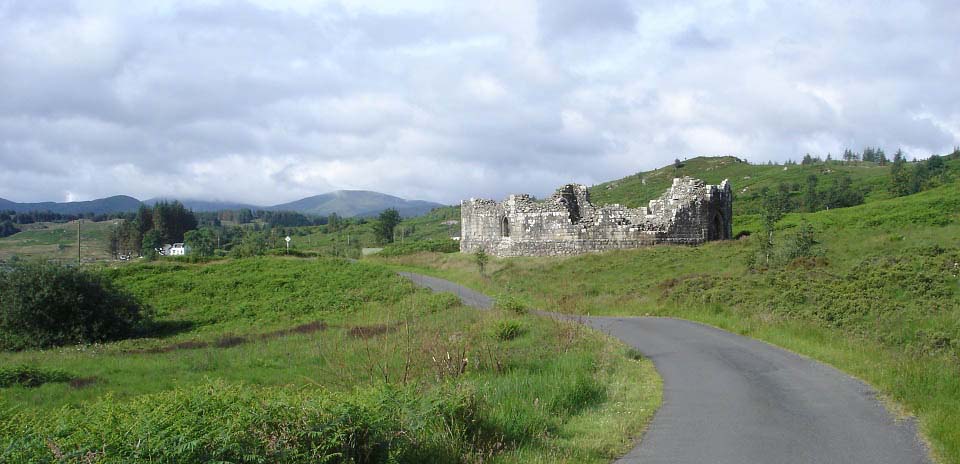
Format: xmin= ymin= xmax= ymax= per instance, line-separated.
xmin=460 ymin=177 xmax=733 ymax=257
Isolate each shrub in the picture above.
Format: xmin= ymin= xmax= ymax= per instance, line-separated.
xmin=495 ymin=295 xmax=529 ymax=314
xmin=0 ymin=365 xmax=74 ymax=388
xmin=0 ymin=261 xmax=151 ymax=350
xmin=493 ymin=320 xmax=527 ymax=341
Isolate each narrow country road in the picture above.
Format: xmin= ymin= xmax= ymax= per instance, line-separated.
xmin=398 ymin=270 xmax=932 ymax=464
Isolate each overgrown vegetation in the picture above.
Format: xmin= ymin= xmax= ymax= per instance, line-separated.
xmin=0 ymin=261 xmax=150 ymax=350
xmin=0 ymin=257 xmax=660 ymax=463
xmin=0 ymin=365 xmax=74 ymax=388
xmin=377 ymin=238 xmax=459 ymax=257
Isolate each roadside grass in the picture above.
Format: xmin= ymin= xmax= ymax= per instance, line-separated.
xmin=376 ymin=182 xmax=960 ymax=463
xmin=0 ymin=256 xmax=660 ymax=463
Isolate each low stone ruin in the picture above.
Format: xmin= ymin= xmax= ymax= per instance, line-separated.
xmin=460 ymin=177 xmax=733 ymax=257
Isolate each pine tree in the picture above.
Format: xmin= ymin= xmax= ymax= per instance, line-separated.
xmin=890 ymin=149 xmax=911 ymax=197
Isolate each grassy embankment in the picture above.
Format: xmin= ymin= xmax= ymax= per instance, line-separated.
xmin=376 ymin=182 xmax=960 ymax=463
xmin=0 ymin=257 xmax=659 ymax=463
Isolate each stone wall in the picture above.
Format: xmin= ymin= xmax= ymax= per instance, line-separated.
xmin=460 ymin=177 xmax=733 ymax=257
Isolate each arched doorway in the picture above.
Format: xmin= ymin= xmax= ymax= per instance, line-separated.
xmin=709 ymin=212 xmax=726 ymax=240
xmin=501 ymin=217 xmax=510 ymax=237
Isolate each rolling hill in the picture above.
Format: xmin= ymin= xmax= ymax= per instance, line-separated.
xmin=0 ymin=195 xmax=142 ymax=215
xmin=268 ymin=190 xmax=445 ymax=218
xmin=2 ymin=191 xmax=445 ymax=218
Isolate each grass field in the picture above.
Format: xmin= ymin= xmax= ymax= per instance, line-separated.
xmin=0 ymin=257 xmax=660 ymax=463
xmin=0 ymin=219 xmax=116 ymax=262
xmin=377 ymin=181 xmax=960 ymax=463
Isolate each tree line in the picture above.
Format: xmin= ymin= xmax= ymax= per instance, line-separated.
xmin=203 ymin=209 xmax=329 ymax=227
xmin=109 ymin=202 xmax=198 ymax=258
xmin=889 ymin=149 xmax=956 ymax=197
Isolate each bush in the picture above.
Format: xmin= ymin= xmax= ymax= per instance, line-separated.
xmin=493 ymin=320 xmax=527 ymax=341
xmin=0 ymin=261 xmax=151 ymax=350
xmin=0 ymin=365 xmax=74 ymax=388
xmin=495 ymin=295 xmax=529 ymax=314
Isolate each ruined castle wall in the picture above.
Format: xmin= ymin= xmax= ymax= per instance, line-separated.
xmin=461 ymin=177 xmax=733 ymax=257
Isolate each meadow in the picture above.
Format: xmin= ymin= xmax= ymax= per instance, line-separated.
xmin=0 ymin=257 xmax=660 ymax=463
xmin=0 ymin=219 xmax=116 ymax=262
xmin=377 ymin=181 xmax=960 ymax=463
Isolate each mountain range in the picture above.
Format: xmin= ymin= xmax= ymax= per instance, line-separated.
xmin=1 ymin=190 xmax=445 ymax=218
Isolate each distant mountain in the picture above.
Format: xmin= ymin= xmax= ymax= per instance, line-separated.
xmin=268 ymin=190 xmax=445 ymax=218
xmin=145 ymin=198 xmax=259 ymax=213
xmin=0 ymin=195 xmax=141 ymax=215
xmin=0 ymin=190 xmax=446 ymax=218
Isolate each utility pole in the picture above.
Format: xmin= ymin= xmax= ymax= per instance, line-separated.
xmin=77 ymin=219 xmax=82 ymax=265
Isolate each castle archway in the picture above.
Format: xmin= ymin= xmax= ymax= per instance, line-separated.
xmin=709 ymin=212 xmax=727 ymax=240
xmin=501 ymin=217 xmax=510 ymax=237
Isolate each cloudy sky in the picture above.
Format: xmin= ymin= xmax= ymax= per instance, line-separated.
xmin=1 ymin=0 xmax=958 ymax=205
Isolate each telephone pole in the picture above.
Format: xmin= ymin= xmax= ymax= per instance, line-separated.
xmin=77 ymin=219 xmax=82 ymax=265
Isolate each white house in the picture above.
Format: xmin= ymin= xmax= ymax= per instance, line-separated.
xmin=168 ymin=243 xmax=187 ymax=256
xmin=159 ymin=243 xmax=189 ymax=256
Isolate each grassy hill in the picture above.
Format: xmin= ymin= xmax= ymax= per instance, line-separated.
xmin=590 ymin=155 xmax=934 ymax=215
xmin=0 ymin=195 xmax=141 ymax=215
xmin=0 ymin=257 xmax=659 ymax=463
xmin=270 ymin=190 xmax=445 ymax=218
xmin=0 ymin=219 xmax=117 ymax=262
xmin=379 ymin=179 xmax=960 ymax=463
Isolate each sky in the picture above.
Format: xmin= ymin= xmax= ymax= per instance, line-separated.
xmin=1 ymin=0 xmax=958 ymax=205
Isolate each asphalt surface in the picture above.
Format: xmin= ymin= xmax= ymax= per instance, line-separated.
xmin=398 ymin=270 xmax=932 ymax=464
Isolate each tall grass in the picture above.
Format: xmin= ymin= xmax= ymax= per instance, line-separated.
xmin=0 ymin=256 xmax=660 ymax=463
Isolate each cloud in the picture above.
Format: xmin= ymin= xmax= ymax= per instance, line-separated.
xmin=0 ymin=0 xmax=957 ymax=205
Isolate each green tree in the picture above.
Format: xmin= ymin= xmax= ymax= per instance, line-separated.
xmin=783 ymin=220 xmax=819 ymax=261
xmin=184 ymin=228 xmax=216 ymax=257
xmin=0 ymin=220 xmax=19 ymax=238
xmin=327 ymin=212 xmax=342 ymax=232
xmin=474 ymin=247 xmax=489 ymax=275
xmin=135 ymin=205 xmax=153 ymax=237
xmin=890 ymin=149 xmax=911 ymax=196
xmin=141 ymin=229 xmax=163 ymax=258
xmin=759 ymin=187 xmax=788 ymax=266
xmin=375 ymin=208 xmax=401 ymax=244
xmin=230 ymin=230 xmax=269 ymax=258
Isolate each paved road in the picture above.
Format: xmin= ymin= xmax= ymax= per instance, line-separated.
xmin=398 ymin=270 xmax=932 ymax=464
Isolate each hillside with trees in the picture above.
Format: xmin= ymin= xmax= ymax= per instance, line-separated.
xmin=590 ymin=148 xmax=960 ymax=218
xmin=109 ymin=202 xmax=198 ymax=258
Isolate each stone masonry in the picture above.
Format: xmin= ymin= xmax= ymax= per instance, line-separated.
xmin=460 ymin=177 xmax=733 ymax=257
